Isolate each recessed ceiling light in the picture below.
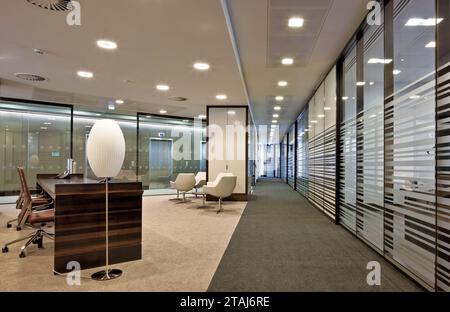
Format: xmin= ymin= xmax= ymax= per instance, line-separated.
xmin=108 ymin=103 xmax=115 ymax=111
xmin=159 ymin=110 xmax=167 ymax=114
xmin=356 ymin=81 xmax=366 ymax=86
xmin=216 ymin=94 xmax=227 ymax=100
xmin=228 ymin=110 xmax=236 ymax=115
xmin=156 ymin=84 xmax=170 ymax=91
xmin=115 ymin=99 xmax=124 ymax=104
xmin=273 ymin=114 xmax=279 ymax=118
xmin=272 ymin=120 xmax=278 ymax=124
xmin=368 ymin=58 xmax=392 ymax=64
xmin=198 ymin=115 xmax=207 ymax=119
xmin=324 ymin=107 xmax=331 ymax=111
xmin=44 ymin=122 xmax=52 ymax=125
xmin=342 ymin=96 xmax=349 ymax=100
xmin=77 ymin=71 xmax=94 ymax=78
xmin=281 ymin=58 xmax=294 ymax=65
xmin=393 ymin=69 xmax=402 ymax=75
xmin=405 ymin=18 xmax=444 ymax=26
xmin=304 ymin=129 xmax=309 ymax=132
xmin=409 ymin=95 xmax=421 ymax=100
xmin=426 ymin=41 xmax=436 ymax=48
xmin=311 ymin=120 xmax=318 ymax=124
xmin=275 ymin=96 xmax=284 ymax=102
xmin=318 ymin=114 xmax=325 ymax=118
xmin=369 ymin=82 xmax=375 ymax=86
xmin=278 ymin=81 xmax=288 ymax=87
xmin=96 ymin=39 xmax=118 ymax=50
xmin=288 ymin=17 xmax=304 ymax=28
xmin=194 ymin=62 xmax=210 ymax=71
xmin=274 ymin=106 xmax=281 ymax=111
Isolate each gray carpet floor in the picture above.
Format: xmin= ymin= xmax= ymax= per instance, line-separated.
xmin=208 ymin=179 xmax=423 ymax=292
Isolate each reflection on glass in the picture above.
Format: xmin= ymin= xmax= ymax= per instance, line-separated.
xmin=0 ymin=101 xmax=71 ymax=197
xmin=137 ymin=115 xmax=205 ymax=195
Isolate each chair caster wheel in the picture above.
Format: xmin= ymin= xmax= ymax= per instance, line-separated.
xmin=2 ymin=247 xmax=8 ymax=253
xmin=6 ymin=224 xmax=12 ymax=228
xmin=19 ymin=250 xmax=27 ymax=258
xmin=16 ymin=227 xmax=21 ymax=231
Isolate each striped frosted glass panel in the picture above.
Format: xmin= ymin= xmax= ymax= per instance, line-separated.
xmin=437 ymin=61 xmax=450 ymax=291
xmin=296 ymin=111 xmax=309 ymax=197
xmin=323 ymin=126 xmax=336 ymax=219
xmin=339 ymin=117 xmax=357 ymax=232
xmin=280 ymin=137 xmax=287 ymax=181
xmin=309 ymin=132 xmax=324 ymax=210
xmin=288 ymin=126 xmax=295 ymax=188
xmin=356 ymin=108 xmax=384 ymax=250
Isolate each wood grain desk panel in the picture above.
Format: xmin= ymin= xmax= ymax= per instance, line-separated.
xmin=36 ymin=175 xmax=143 ymax=273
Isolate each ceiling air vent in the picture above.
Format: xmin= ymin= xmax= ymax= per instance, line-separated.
xmin=168 ymin=96 xmax=188 ymax=102
xmin=26 ymin=0 xmax=72 ymax=11
xmin=14 ymin=73 xmax=47 ymax=82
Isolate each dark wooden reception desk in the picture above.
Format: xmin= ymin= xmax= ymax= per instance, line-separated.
xmin=36 ymin=174 xmax=143 ymax=273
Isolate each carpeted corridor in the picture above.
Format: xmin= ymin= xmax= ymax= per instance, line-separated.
xmin=208 ymin=179 xmax=423 ymax=292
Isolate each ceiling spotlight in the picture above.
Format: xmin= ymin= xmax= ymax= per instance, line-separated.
xmin=426 ymin=41 xmax=436 ymax=48
xmin=409 ymin=95 xmax=421 ymax=100
xmin=108 ymin=103 xmax=115 ymax=111
xmin=275 ymin=96 xmax=284 ymax=102
xmin=194 ymin=62 xmax=210 ymax=71
xmin=393 ymin=69 xmax=402 ymax=75
xmin=281 ymin=58 xmax=294 ymax=65
xmin=272 ymin=120 xmax=278 ymax=124
xmin=356 ymin=81 xmax=366 ymax=86
xmin=77 ymin=71 xmax=94 ymax=78
xmin=318 ymin=114 xmax=325 ymax=118
xmin=228 ymin=110 xmax=236 ymax=115
xmin=115 ymin=99 xmax=124 ymax=104
xmin=342 ymin=96 xmax=349 ymax=100
xmin=198 ymin=115 xmax=207 ymax=119
xmin=156 ymin=84 xmax=170 ymax=91
xmin=273 ymin=114 xmax=279 ymax=118
xmin=159 ymin=110 xmax=167 ymax=114
xmin=369 ymin=82 xmax=375 ymax=86
xmin=288 ymin=17 xmax=304 ymax=28
xmin=216 ymin=94 xmax=227 ymax=100
xmin=324 ymin=107 xmax=331 ymax=111
xmin=96 ymin=39 xmax=118 ymax=50
xmin=278 ymin=81 xmax=288 ymax=87
xmin=311 ymin=120 xmax=318 ymax=124
xmin=274 ymin=106 xmax=281 ymax=111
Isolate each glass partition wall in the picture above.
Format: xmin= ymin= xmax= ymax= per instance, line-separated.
xmin=137 ymin=114 xmax=206 ymax=196
xmin=0 ymin=100 xmax=71 ymax=201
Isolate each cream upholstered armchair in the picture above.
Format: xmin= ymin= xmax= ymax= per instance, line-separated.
xmin=194 ymin=172 xmax=207 ymax=196
xmin=203 ymin=173 xmax=237 ymax=213
xmin=170 ymin=173 xmax=196 ymax=202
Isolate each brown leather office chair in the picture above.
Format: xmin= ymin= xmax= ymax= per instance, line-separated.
xmin=2 ymin=168 xmax=54 ymax=258
xmin=6 ymin=167 xmax=51 ymax=230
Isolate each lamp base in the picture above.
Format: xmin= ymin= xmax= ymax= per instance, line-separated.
xmin=91 ymin=269 xmax=122 ymax=281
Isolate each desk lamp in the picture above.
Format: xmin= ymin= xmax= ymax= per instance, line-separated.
xmin=87 ymin=119 xmax=125 ymax=281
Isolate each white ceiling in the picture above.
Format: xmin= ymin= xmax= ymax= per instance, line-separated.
xmin=0 ymin=0 xmax=368 ymax=133
xmin=226 ymin=0 xmax=368 ymax=134
xmin=0 ymin=0 xmax=247 ymax=116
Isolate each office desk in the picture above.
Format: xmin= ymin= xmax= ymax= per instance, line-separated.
xmin=37 ymin=174 xmax=143 ymax=273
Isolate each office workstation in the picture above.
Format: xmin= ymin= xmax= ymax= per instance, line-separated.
xmin=1 ymin=0 xmax=450 ymax=301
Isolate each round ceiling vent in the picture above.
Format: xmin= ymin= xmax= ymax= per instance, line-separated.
xmin=14 ymin=73 xmax=47 ymax=82
xmin=168 ymin=96 xmax=188 ymax=102
xmin=26 ymin=0 xmax=72 ymax=11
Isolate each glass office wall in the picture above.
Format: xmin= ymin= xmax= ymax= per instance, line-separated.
xmin=280 ymin=136 xmax=287 ymax=181
xmin=0 ymin=100 xmax=71 ymax=198
xmin=296 ymin=109 xmax=309 ymax=198
xmin=339 ymin=45 xmax=358 ymax=231
xmin=287 ymin=125 xmax=295 ymax=187
xmin=262 ymin=144 xmax=279 ymax=178
xmin=73 ymin=110 xmax=137 ymax=181
xmin=137 ymin=115 xmax=206 ymax=196
xmin=356 ymin=15 xmax=385 ymax=250
xmin=383 ymin=0 xmax=437 ymax=288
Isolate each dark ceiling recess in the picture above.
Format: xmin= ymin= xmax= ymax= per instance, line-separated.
xmin=14 ymin=73 xmax=47 ymax=82
xmin=168 ymin=96 xmax=188 ymax=102
xmin=26 ymin=0 xmax=72 ymax=11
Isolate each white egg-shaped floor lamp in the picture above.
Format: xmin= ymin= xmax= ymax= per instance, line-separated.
xmin=87 ymin=119 xmax=125 ymax=281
